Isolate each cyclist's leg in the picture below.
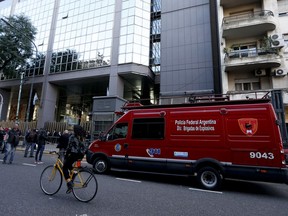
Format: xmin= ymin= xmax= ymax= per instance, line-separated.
xmin=63 ymin=154 xmax=76 ymax=193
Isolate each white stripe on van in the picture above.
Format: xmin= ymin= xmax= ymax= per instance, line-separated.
xmin=112 ymin=155 xmax=232 ymax=165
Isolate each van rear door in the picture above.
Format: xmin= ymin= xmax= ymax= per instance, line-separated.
xmin=225 ymin=103 xmax=283 ymax=167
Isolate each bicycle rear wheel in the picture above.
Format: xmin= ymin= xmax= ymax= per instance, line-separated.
xmin=40 ymin=165 xmax=62 ymax=195
xmin=72 ymin=168 xmax=98 ymax=202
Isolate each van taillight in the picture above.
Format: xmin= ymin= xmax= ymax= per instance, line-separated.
xmin=280 ymin=148 xmax=287 ymax=165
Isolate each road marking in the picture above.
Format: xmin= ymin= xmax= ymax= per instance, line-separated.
xmin=188 ymin=188 xmax=223 ymax=194
xmin=22 ymin=163 xmax=37 ymax=167
xmin=116 ymin=178 xmax=141 ymax=183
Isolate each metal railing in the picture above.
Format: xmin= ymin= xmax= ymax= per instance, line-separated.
xmin=223 ymin=10 xmax=274 ymax=25
xmin=225 ymin=48 xmax=278 ymax=59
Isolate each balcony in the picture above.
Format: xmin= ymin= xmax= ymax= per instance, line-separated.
xmin=220 ymin=0 xmax=261 ymax=8
xmin=224 ymin=48 xmax=281 ymax=72
xmin=222 ymin=10 xmax=276 ymax=39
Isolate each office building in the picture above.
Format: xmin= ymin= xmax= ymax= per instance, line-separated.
xmin=0 ymin=0 xmax=220 ymax=130
xmin=1 ymin=0 xmax=287 ymax=135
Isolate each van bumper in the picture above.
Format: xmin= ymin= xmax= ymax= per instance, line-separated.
xmin=285 ymin=167 xmax=288 ymax=185
xmin=225 ymin=166 xmax=288 ymax=184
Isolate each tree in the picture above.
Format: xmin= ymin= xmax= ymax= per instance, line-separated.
xmin=0 ymin=15 xmax=37 ymax=77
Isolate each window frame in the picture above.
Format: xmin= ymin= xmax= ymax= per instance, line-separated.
xmin=132 ymin=117 xmax=165 ymax=140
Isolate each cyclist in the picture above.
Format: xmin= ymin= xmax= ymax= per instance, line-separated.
xmin=63 ymin=125 xmax=87 ymax=193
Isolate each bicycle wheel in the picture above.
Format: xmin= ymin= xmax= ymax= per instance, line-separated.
xmin=72 ymin=168 xmax=98 ymax=202
xmin=40 ymin=165 xmax=63 ymax=195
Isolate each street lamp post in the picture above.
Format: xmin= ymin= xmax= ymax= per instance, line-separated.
xmin=16 ymin=72 xmax=25 ymax=122
xmin=1 ymin=18 xmax=38 ymax=123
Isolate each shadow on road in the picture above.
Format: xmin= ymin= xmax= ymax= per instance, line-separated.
xmin=107 ymin=170 xmax=288 ymax=198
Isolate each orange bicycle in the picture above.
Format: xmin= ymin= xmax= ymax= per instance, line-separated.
xmin=40 ymin=153 xmax=98 ymax=202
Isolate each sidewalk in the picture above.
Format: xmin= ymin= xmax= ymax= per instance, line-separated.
xmin=17 ymin=142 xmax=58 ymax=154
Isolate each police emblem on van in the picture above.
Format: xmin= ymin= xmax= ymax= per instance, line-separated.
xmin=238 ymin=118 xmax=258 ymax=136
xmin=114 ymin=144 xmax=122 ymax=152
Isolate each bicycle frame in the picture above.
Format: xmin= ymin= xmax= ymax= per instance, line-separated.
xmin=50 ymin=156 xmax=83 ymax=184
xmin=40 ymin=153 xmax=98 ymax=202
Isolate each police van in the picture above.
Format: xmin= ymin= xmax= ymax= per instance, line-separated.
xmin=86 ymin=99 xmax=288 ymax=190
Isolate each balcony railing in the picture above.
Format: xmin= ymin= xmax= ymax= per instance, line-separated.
xmin=223 ymin=10 xmax=274 ymax=25
xmin=225 ymin=48 xmax=278 ymax=59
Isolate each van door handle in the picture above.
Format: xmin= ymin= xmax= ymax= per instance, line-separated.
xmin=124 ymin=143 xmax=128 ymax=149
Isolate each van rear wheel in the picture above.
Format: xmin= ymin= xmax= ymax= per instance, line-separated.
xmin=93 ymin=157 xmax=109 ymax=174
xmin=197 ymin=167 xmax=222 ymax=190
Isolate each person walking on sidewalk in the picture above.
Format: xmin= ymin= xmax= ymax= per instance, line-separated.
xmin=24 ymin=128 xmax=37 ymax=158
xmin=35 ymin=128 xmax=48 ymax=164
xmin=3 ymin=123 xmax=21 ymax=164
xmin=0 ymin=126 xmax=6 ymax=152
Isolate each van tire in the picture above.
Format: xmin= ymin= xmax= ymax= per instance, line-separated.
xmin=197 ymin=167 xmax=222 ymax=190
xmin=93 ymin=157 xmax=110 ymax=174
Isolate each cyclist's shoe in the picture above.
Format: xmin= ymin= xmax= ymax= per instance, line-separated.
xmin=66 ymin=181 xmax=74 ymax=194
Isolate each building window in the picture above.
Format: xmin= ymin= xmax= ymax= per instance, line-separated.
xmin=230 ymin=43 xmax=257 ymax=58
xmin=278 ymin=0 xmax=288 ymax=15
xmin=132 ymin=118 xmax=164 ymax=139
xmin=118 ymin=0 xmax=151 ymax=65
xmin=235 ymin=79 xmax=260 ymax=91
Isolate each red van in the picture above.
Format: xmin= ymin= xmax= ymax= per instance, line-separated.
xmin=87 ymin=99 xmax=288 ymax=190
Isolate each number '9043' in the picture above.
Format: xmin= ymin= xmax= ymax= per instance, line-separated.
xmin=249 ymin=152 xmax=274 ymax=159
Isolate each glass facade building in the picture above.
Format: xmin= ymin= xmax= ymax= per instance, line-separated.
xmin=0 ymin=0 xmax=219 ymax=128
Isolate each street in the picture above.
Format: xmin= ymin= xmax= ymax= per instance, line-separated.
xmin=1 ymin=150 xmax=288 ymax=216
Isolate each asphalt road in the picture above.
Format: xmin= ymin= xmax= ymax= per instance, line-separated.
xmin=1 ymin=150 xmax=288 ymax=216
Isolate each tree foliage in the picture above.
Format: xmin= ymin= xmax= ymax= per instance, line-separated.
xmin=0 ymin=15 xmax=37 ymax=77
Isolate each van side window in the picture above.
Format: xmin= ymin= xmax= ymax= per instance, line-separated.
xmin=132 ymin=118 xmax=164 ymax=139
xmin=107 ymin=123 xmax=128 ymax=140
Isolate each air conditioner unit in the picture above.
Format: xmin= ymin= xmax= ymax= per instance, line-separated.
xmin=255 ymin=69 xmax=266 ymax=76
xmin=270 ymin=34 xmax=285 ymax=48
xmin=273 ymin=68 xmax=286 ymax=77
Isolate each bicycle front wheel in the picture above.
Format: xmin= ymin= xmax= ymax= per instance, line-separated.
xmin=40 ymin=165 xmax=62 ymax=195
xmin=72 ymin=168 xmax=98 ymax=202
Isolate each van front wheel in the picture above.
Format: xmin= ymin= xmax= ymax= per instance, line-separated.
xmin=197 ymin=167 xmax=222 ymax=190
xmin=93 ymin=157 xmax=109 ymax=174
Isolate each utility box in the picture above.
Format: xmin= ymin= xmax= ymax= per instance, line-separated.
xmin=92 ymin=96 xmax=126 ymax=140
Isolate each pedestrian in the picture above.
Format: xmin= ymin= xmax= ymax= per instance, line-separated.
xmin=35 ymin=128 xmax=48 ymax=164
xmin=57 ymin=129 xmax=70 ymax=161
xmin=3 ymin=123 xmax=21 ymax=164
xmin=0 ymin=126 xmax=6 ymax=152
xmin=2 ymin=128 xmax=9 ymax=154
xmin=63 ymin=125 xmax=87 ymax=193
xmin=85 ymin=131 xmax=91 ymax=141
xmin=24 ymin=128 xmax=37 ymax=158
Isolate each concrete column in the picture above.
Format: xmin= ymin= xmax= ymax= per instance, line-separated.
xmin=108 ymin=0 xmax=124 ymax=97
xmin=108 ymin=67 xmax=124 ymax=97
xmin=37 ymin=83 xmax=58 ymax=128
xmin=37 ymin=0 xmax=60 ymax=128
